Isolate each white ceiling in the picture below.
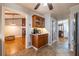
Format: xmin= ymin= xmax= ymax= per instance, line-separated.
xmin=19 ymin=3 xmax=79 ymax=20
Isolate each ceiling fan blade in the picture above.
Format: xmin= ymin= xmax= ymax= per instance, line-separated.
xmin=34 ymin=3 xmax=40 ymax=10
xmin=47 ymin=3 xmax=53 ymax=10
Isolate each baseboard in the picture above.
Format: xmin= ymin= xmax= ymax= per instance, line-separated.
xmin=48 ymin=40 xmax=57 ymax=46
xmin=32 ymin=44 xmax=48 ymax=50
xmin=32 ymin=46 xmax=38 ymax=50
xmin=25 ymin=45 xmax=32 ymax=49
xmin=48 ymin=43 xmax=52 ymax=46
xmin=52 ymin=40 xmax=57 ymax=43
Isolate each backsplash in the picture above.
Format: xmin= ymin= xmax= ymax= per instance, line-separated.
xmin=32 ymin=28 xmax=48 ymax=34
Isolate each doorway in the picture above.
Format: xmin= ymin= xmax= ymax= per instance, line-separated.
xmin=4 ymin=9 xmax=26 ymax=56
xmin=56 ymin=19 xmax=70 ymax=56
xmin=52 ymin=21 xmax=57 ymax=43
xmin=58 ymin=20 xmax=69 ymax=41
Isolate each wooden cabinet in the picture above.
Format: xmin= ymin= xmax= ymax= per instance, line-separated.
xmin=32 ymin=34 xmax=48 ymax=48
xmin=22 ymin=18 xmax=26 ymax=37
xmin=32 ymin=15 xmax=45 ymax=28
xmin=22 ymin=18 xmax=26 ymax=26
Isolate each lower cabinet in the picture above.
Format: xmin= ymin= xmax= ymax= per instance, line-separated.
xmin=32 ymin=34 xmax=48 ymax=48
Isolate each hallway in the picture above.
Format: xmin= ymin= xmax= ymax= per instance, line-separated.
xmin=12 ymin=38 xmax=74 ymax=56
xmin=56 ymin=38 xmax=74 ymax=56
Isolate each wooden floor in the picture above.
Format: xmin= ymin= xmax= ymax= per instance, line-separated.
xmin=4 ymin=37 xmax=25 ymax=56
xmin=0 ymin=40 xmax=2 ymax=56
xmin=13 ymin=38 xmax=74 ymax=56
xmin=4 ymin=37 xmax=74 ymax=56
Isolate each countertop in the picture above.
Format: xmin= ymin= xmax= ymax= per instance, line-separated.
xmin=31 ymin=33 xmax=48 ymax=35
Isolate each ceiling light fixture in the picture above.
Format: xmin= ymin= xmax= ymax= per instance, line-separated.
xmin=43 ymin=3 xmax=47 ymax=6
xmin=34 ymin=3 xmax=53 ymax=10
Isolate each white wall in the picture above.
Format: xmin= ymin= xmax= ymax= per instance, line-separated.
xmin=69 ymin=13 xmax=75 ymax=51
xmin=63 ymin=20 xmax=69 ymax=38
xmin=52 ymin=17 xmax=58 ymax=43
xmin=44 ymin=14 xmax=57 ymax=45
xmin=44 ymin=14 xmax=52 ymax=45
xmin=56 ymin=20 xmax=58 ymax=41
xmin=0 ymin=5 xmax=2 ymax=39
xmin=70 ymin=5 xmax=79 ymax=14
xmin=0 ymin=4 xmax=5 ymax=41
xmin=26 ymin=13 xmax=32 ymax=48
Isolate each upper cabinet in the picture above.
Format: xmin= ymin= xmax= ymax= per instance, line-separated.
xmin=32 ymin=15 xmax=45 ymax=28
xmin=22 ymin=18 xmax=26 ymax=26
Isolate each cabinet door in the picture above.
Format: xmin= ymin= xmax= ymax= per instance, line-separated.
xmin=22 ymin=18 xmax=26 ymax=37
xmin=22 ymin=18 xmax=26 ymax=26
xmin=38 ymin=35 xmax=44 ymax=48
xmin=41 ymin=18 xmax=45 ymax=28
xmin=35 ymin=17 xmax=40 ymax=27
xmin=43 ymin=34 xmax=48 ymax=44
xmin=38 ymin=34 xmax=48 ymax=48
xmin=32 ymin=15 xmax=45 ymax=28
xmin=32 ymin=16 xmax=36 ymax=27
xmin=32 ymin=35 xmax=38 ymax=48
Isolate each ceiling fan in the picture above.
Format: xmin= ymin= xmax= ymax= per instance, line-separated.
xmin=34 ymin=3 xmax=53 ymax=10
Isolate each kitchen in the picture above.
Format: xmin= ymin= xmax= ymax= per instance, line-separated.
xmin=31 ymin=15 xmax=48 ymax=50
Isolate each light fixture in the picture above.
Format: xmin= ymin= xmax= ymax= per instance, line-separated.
xmin=43 ymin=3 xmax=47 ymax=6
xmin=34 ymin=3 xmax=53 ymax=10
